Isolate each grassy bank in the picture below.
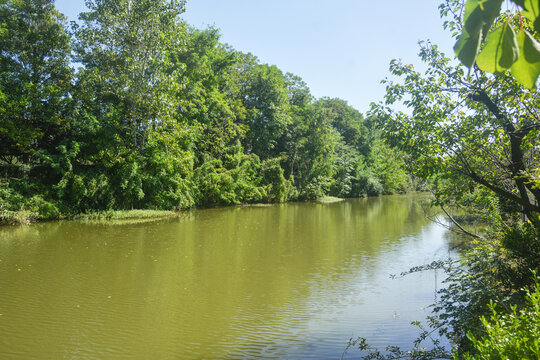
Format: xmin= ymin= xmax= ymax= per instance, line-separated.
xmin=0 ymin=209 xmax=39 ymax=225
xmin=316 ymin=196 xmax=346 ymax=203
xmin=72 ymin=209 xmax=178 ymax=221
xmin=0 ymin=208 xmax=178 ymax=226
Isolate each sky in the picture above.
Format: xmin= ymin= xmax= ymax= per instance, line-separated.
xmin=54 ymin=0 xmax=457 ymax=113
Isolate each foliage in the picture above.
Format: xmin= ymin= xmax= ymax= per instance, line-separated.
xmin=462 ymin=278 xmax=540 ymax=359
xmin=356 ymin=170 xmax=385 ymax=197
xmin=372 ymin=40 xmax=540 ymax=225
xmin=73 ymin=0 xmax=187 ymax=152
xmin=0 ymin=0 xmax=73 ymax=174
xmin=347 ymin=242 xmax=540 ymax=359
xmin=342 ymin=321 xmax=451 ymax=360
xmin=317 ymin=97 xmax=370 ymax=155
xmin=241 ymin=63 xmax=292 ymax=159
xmin=0 ymin=0 xmax=411 ymax=223
xmin=193 ymin=143 xmax=265 ymax=206
xmin=260 ymin=157 xmax=296 ymax=202
xmin=433 ymin=230 xmax=540 ymax=351
xmin=367 ymin=137 xmax=411 ymax=195
xmin=362 ymin=1 xmax=540 ymax=358
xmin=330 ymin=142 xmax=361 ymax=197
xmin=0 ymin=180 xmax=59 ymax=223
xmin=448 ymin=0 xmax=540 ymax=89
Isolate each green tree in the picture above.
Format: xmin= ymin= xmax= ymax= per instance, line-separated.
xmin=462 ymin=280 xmax=540 ymax=360
xmin=67 ymin=0 xmax=195 ymax=210
xmin=294 ymin=102 xmax=338 ymax=199
xmin=0 ymin=0 xmax=72 ymax=170
xmin=241 ymin=63 xmax=292 ymax=159
xmin=0 ymin=0 xmax=410 ymax=219
xmin=73 ymin=0 xmax=187 ymax=152
xmin=316 ymin=97 xmax=370 ymax=156
xmin=279 ymin=73 xmax=312 ymax=181
xmin=367 ymin=137 xmax=410 ymax=195
xmin=367 ymin=1 xmax=540 ymax=353
xmin=372 ymin=41 xmax=539 ymax=223
xmin=173 ymin=27 xmax=247 ymax=161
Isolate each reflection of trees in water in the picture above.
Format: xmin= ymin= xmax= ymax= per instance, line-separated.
xmin=0 ymin=195 xmax=438 ymax=359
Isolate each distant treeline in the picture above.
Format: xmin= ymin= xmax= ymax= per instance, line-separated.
xmin=0 ymin=0 xmax=411 ymax=222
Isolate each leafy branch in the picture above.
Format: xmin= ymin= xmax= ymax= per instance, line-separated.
xmin=453 ymin=0 xmax=540 ymax=89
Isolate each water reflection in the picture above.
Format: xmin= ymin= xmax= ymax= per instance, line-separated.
xmin=0 ymin=195 xmax=450 ymax=359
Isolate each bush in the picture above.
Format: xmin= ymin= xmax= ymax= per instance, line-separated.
xmin=0 ymin=182 xmax=59 ymax=223
xmin=27 ymin=195 xmax=60 ymax=220
xmin=55 ymin=170 xmax=115 ymax=212
xmin=193 ymin=149 xmax=267 ymax=206
xmin=355 ymin=171 xmax=384 ymax=196
xmin=260 ymin=158 xmax=295 ymax=202
xmin=0 ymin=209 xmax=35 ymax=225
xmin=299 ymin=175 xmax=332 ymax=200
xmin=462 ymin=280 xmax=540 ymax=360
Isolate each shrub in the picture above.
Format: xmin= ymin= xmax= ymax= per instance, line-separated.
xmin=300 ymin=175 xmax=332 ymax=200
xmin=462 ymin=280 xmax=540 ymax=360
xmin=355 ymin=171 xmax=384 ymax=196
xmin=27 ymin=195 xmax=60 ymax=220
xmin=260 ymin=158 xmax=294 ymax=202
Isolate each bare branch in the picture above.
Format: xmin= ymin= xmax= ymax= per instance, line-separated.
xmin=440 ymin=205 xmax=483 ymax=239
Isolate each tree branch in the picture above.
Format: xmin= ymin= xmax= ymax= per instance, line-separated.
xmin=440 ymin=205 xmax=483 ymax=239
xmin=468 ymin=88 xmax=539 ymax=216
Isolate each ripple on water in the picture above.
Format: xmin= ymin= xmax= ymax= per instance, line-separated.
xmin=0 ymin=196 xmax=452 ymax=359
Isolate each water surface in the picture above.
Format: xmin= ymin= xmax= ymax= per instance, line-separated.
xmin=0 ymin=195 xmax=450 ymax=359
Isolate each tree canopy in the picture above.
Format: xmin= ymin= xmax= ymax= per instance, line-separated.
xmin=0 ymin=0 xmax=412 ymax=222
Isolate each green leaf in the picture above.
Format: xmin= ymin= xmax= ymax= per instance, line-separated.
xmin=511 ymin=30 xmax=540 ymax=89
xmin=477 ymin=23 xmax=519 ymax=73
xmin=521 ymin=0 xmax=540 ymax=33
xmin=455 ymin=32 xmax=482 ymax=68
xmin=464 ymin=0 xmax=503 ymax=36
xmin=455 ymin=0 xmax=503 ymax=68
xmin=463 ymin=0 xmax=487 ymax=36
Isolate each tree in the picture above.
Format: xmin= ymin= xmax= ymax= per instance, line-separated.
xmin=66 ymin=0 xmax=195 ymax=210
xmin=366 ymin=1 xmax=540 ymax=352
xmin=316 ymin=98 xmax=370 ymax=155
xmin=293 ymin=102 xmax=338 ymax=199
xmin=240 ymin=63 xmax=292 ymax=159
xmin=73 ymin=0 xmax=187 ymax=153
xmin=0 ymin=0 xmax=72 ymax=169
xmin=172 ymin=27 xmax=247 ymax=161
xmin=372 ymin=40 xmax=539 ymax=224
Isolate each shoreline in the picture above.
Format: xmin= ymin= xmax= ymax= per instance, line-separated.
xmin=1 ymin=193 xmax=424 ymax=226
xmin=0 ymin=195 xmax=357 ymax=226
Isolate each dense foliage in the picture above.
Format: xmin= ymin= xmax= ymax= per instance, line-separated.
xmin=463 ymin=279 xmax=540 ymax=359
xmin=0 ymin=0 xmax=411 ymax=223
xmin=358 ymin=0 xmax=540 ymax=358
xmin=3 ymin=0 xmax=540 ymax=357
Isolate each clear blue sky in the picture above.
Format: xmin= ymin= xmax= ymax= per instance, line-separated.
xmin=55 ymin=0 xmax=456 ymax=113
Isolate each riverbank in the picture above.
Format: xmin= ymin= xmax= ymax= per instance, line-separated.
xmin=1 ymin=193 xmax=431 ymax=226
xmin=0 ymin=192 xmax=373 ymax=226
xmin=0 ymin=208 xmax=179 ymax=226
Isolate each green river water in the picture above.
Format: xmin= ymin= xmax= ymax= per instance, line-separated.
xmin=0 ymin=195 xmax=451 ymax=359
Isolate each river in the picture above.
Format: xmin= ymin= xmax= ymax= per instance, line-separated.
xmin=0 ymin=195 xmax=451 ymax=359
